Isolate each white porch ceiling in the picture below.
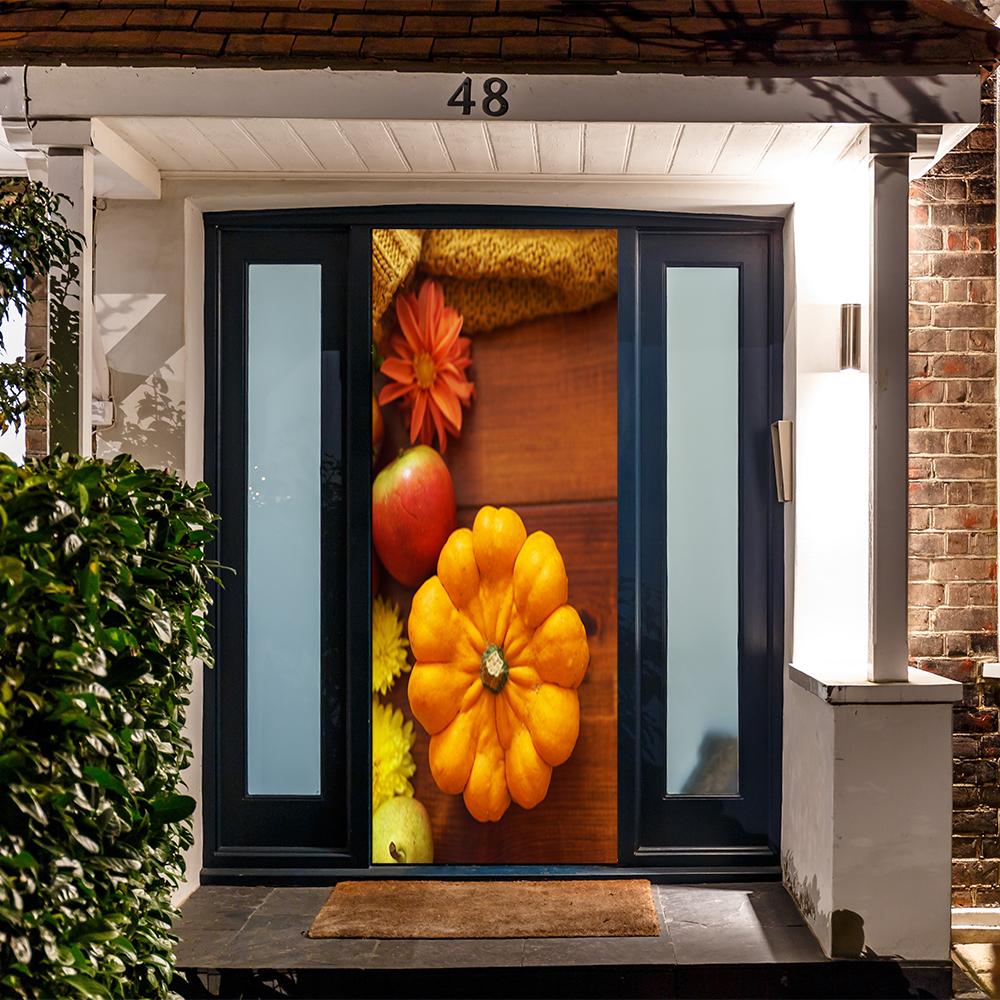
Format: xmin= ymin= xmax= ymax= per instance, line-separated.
xmin=98 ymin=117 xmax=865 ymax=179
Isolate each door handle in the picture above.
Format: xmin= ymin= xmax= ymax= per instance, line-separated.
xmin=771 ymin=420 xmax=793 ymax=503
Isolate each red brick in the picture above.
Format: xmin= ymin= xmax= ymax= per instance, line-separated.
xmin=910 ymin=328 xmax=948 ymax=353
xmin=911 ymin=531 xmax=944 ymax=556
xmin=933 ymin=404 xmax=996 ymax=430
xmin=948 ymin=633 xmax=974 ymax=656
xmin=954 ymin=836 xmax=981 ymax=859
xmin=934 ymin=303 xmax=995 ymax=327
xmin=910 ymin=481 xmax=948 ymax=506
xmin=945 ymin=278 xmax=971 ymax=302
xmin=912 ymin=178 xmax=969 ymax=202
xmin=968 ymin=227 xmax=996 ymax=252
xmin=910 ymin=379 xmax=944 ymax=404
xmin=911 ymin=278 xmax=944 ymax=303
xmin=948 ymin=230 xmax=969 ymax=251
xmin=911 ymin=633 xmax=944 ymax=657
xmin=910 ymin=403 xmax=932 ymax=429
xmin=969 ymin=279 xmax=995 ymax=303
xmin=951 ymin=482 xmax=973 ymax=504
xmin=956 ymin=710 xmax=1000 ymax=735
xmin=946 ymin=531 xmax=968 ymax=556
xmin=930 ymin=559 xmax=998 ymax=583
xmin=910 ymin=227 xmax=943 ymax=251
xmin=935 ymin=607 xmax=999 ymax=632
xmin=911 ymin=428 xmax=947 ymax=454
xmin=911 ymin=582 xmax=946 ymax=607
xmin=932 ymin=355 xmax=996 ymax=379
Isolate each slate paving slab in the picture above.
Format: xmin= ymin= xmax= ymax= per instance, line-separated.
xmin=173 ymin=881 xmax=958 ymax=999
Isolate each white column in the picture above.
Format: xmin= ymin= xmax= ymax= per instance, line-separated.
xmin=869 ymin=130 xmax=914 ymax=683
xmin=46 ymin=143 xmax=94 ymax=455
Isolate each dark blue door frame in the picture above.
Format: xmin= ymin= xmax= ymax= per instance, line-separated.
xmin=202 ymin=206 xmax=784 ymax=884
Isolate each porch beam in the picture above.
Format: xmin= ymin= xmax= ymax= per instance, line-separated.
xmin=0 ymin=66 xmax=982 ymax=126
xmin=868 ymin=128 xmax=913 ymax=683
xmin=46 ymin=144 xmax=94 ymax=455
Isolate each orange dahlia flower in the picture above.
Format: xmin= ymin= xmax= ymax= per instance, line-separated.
xmin=378 ymin=280 xmax=473 ymax=453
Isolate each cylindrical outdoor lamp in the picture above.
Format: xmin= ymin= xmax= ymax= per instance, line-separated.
xmin=840 ymin=303 xmax=861 ymax=371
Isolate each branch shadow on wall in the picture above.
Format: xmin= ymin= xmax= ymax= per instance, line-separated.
xmin=100 ymin=368 xmax=185 ymax=473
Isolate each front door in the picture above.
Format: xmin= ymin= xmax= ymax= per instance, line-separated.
xmin=202 ymin=208 xmax=782 ymax=879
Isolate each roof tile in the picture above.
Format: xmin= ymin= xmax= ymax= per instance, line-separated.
xmin=263 ymin=11 xmax=334 ymax=32
xmin=0 ymin=0 xmax=991 ymax=70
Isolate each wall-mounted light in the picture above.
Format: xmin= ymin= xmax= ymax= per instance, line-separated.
xmin=840 ymin=303 xmax=861 ymax=371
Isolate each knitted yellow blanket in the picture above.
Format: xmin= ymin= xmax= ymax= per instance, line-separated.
xmin=372 ymin=228 xmax=617 ymax=340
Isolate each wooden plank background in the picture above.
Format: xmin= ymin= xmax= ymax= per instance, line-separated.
xmin=377 ymin=293 xmax=618 ymax=865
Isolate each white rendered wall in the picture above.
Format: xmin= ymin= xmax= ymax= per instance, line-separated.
xmin=782 ymin=688 xmax=955 ymax=960
xmin=834 ymin=701 xmax=954 ymax=959
xmin=92 ymin=169 xmax=869 ymax=905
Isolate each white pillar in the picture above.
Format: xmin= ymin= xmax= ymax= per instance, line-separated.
xmin=869 ymin=131 xmax=913 ymax=683
xmin=46 ymin=141 xmax=94 ymax=455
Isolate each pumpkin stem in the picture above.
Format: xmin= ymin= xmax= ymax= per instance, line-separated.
xmin=480 ymin=643 xmax=509 ymax=694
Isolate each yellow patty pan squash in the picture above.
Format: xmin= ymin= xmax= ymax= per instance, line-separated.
xmin=406 ymin=505 xmax=590 ymax=822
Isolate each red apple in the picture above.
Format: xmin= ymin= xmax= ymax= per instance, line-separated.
xmin=373 ymin=445 xmax=456 ymax=588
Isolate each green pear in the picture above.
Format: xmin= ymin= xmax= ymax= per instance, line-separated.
xmin=372 ymin=796 xmax=434 ymax=864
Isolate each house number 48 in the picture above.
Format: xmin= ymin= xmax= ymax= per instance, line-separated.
xmin=447 ymin=77 xmax=510 ymax=117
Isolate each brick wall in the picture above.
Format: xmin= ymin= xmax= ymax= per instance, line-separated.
xmin=25 ymin=276 xmax=47 ymax=460
xmin=909 ymin=79 xmax=999 ymax=907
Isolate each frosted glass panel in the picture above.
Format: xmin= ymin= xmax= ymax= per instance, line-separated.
xmin=246 ymin=264 xmax=322 ymax=796
xmin=666 ymin=267 xmax=739 ymax=796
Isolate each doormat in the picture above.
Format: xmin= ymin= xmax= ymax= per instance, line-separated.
xmin=307 ymin=879 xmax=660 ymax=939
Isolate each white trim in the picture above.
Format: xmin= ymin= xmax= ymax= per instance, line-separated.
xmin=953 ymin=907 xmax=1000 ymax=943
xmin=92 ymin=119 xmax=161 ymax=200
xmin=789 ymin=664 xmax=963 ymax=704
xmin=161 ymin=169 xmax=812 ymax=184
xmin=0 ymin=66 xmax=983 ymax=126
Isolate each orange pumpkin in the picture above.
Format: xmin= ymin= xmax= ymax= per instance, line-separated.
xmin=407 ymin=505 xmax=589 ymax=822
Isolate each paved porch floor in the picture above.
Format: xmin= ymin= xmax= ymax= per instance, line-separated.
xmin=173 ymin=882 xmax=977 ymax=998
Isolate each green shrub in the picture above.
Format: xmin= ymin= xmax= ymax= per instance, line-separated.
xmin=0 ymin=452 xmax=216 ymax=999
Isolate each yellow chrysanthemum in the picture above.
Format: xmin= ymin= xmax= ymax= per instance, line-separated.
xmin=372 ymin=698 xmax=416 ymax=812
xmin=372 ymin=596 xmax=410 ymax=695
